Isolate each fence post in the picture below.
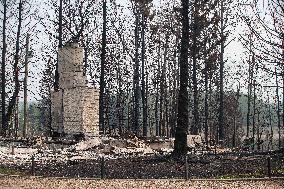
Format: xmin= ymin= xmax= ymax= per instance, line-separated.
xmin=185 ymin=155 xmax=189 ymax=180
xmin=31 ymin=155 xmax=35 ymax=176
xmin=101 ymin=156 xmax=105 ymax=179
xmin=267 ymin=156 xmax=271 ymax=178
xmin=11 ymin=145 xmax=15 ymax=155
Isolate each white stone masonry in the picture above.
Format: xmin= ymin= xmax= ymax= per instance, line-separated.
xmin=51 ymin=43 xmax=99 ymax=137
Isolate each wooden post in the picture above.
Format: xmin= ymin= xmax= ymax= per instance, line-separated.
xmin=100 ymin=156 xmax=105 ymax=179
xmin=267 ymin=156 xmax=271 ymax=178
xmin=185 ymin=155 xmax=189 ymax=180
xmin=31 ymin=155 xmax=35 ymax=176
xmin=11 ymin=145 xmax=14 ymax=155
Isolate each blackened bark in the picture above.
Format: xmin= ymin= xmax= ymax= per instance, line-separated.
xmin=133 ymin=6 xmax=140 ymax=136
xmin=23 ymin=34 xmax=30 ymax=138
xmin=116 ymin=66 xmax=123 ymax=135
xmin=282 ymin=37 xmax=284 ymax=150
xmin=191 ymin=0 xmax=199 ymax=135
xmin=58 ymin=0 xmax=63 ymax=48
xmin=246 ymin=34 xmax=254 ymax=139
xmin=161 ymin=35 xmax=169 ymax=136
xmin=155 ymin=82 xmax=159 ymax=136
xmin=173 ymin=0 xmax=189 ymax=155
xmin=99 ymin=0 xmax=107 ymax=134
xmin=204 ymin=62 xmax=209 ymax=146
xmin=54 ymin=0 xmax=63 ymax=91
xmin=218 ymin=0 xmax=225 ymax=142
xmin=275 ymin=68 xmax=281 ymax=149
xmin=252 ymin=79 xmax=256 ymax=150
xmin=1 ymin=0 xmax=7 ymax=136
xmin=5 ymin=0 xmax=23 ymax=137
xmin=141 ymin=13 xmax=147 ymax=137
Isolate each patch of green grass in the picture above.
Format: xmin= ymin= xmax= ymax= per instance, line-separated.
xmin=0 ymin=167 xmax=25 ymax=176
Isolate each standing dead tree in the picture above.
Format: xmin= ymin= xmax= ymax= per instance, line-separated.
xmin=173 ymin=0 xmax=190 ymax=155
xmin=1 ymin=0 xmax=7 ymax=136
xmin=99 ymin=0 xmax=107 ymax=134
xmin=4 ymin=0 xmax=23 ymax=137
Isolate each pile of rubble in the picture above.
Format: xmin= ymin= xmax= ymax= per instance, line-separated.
xmin=0 ymin=134 xmax=224 ymax=168
xmin=0 ymin=136 xmax=177 ymax=167
xmin=69 ymin=136 xmax=172 ymax=157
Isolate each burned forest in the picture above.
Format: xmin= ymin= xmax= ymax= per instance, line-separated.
xmin=0 ymin=0 xmax=284 ymax=188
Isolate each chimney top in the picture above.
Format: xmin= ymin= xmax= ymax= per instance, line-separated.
xmin=64 ymin=42 xmax=80 ymax=48
xmin=70 ymin=42 xmax=79 ymax=48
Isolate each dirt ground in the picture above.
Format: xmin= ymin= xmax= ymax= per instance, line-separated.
xmin=0 ymin=176 xmax=283 ymax=189
xmin=3 ymin=154 xmax=284 ymax=179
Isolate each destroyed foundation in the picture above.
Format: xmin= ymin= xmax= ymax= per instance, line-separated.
xmin=51 ymin=42 xmax=99 ymax=137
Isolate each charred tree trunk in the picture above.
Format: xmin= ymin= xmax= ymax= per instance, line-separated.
xmin=232 ymin=115 xmax=236 ymax=148
xmin=204 ymin=62 xmax=209 ymax=146
xmin=47 ymin=58 xmax=53 ymax=137
xmin=23 ymin=34 xmax=30 ymax=138
xmin=257 ymin=110 xmax=260 ymax=151
xmin=155 ymin=81 xmax=159 ymax=136
xmin=1 ymin=0 xmax=7 ymax=136
xmin=13 ymin=97 xmax=19 ymax=138
xmin=133 ymin=7 xmax=140 ymax=136
xmin=191 ymin=0 xmax=199 ymax=135
xmin=116 ymin=64 xmax=123 ymax=135
xmin=246 ymin=47 xmax=253 ymax=140
xmin=252 ymin=79 xmax=256 ymax=150
xmin=54 ymin=0 xmax=63 ymax=91
xmin=275 ymin=68 xmax=281 ymax=149
xmin=246 ymin=68 xmax=251 ymax=139
xmin=5 ymin=0 xmax=23 ymax=137
xmin=208 ymin=75 xmax=213 ymax=143
xmin=170 ymin=37 xmax=180 ymax=137
xmin=282 ymin=37 xmax=284 ymax=150
xmin=141 ymin=13 xmax=147 ymax=137
xmin=173 ymin=0 xmax=189 ymax=155
xmin=267 ymin=91 xmax=273 ymax=150
xmin=160 ymin=35 xmax=168 ymax=136
xmin=218 ymin=0 xmax=225 ymax=142
xmin=99 ymin=0 xmax=107 ymax=134
xmin=233 ymin=81 xmax=241 ymax=148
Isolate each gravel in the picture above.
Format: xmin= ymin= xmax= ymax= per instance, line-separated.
xmin=0 ymin=176 xmax=283 ymax=189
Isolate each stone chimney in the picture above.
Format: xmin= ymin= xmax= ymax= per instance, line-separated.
xmin=51 ymin=42 xmax=99 ymax=138
xmin=58 ymin=43 xmax=87 ymax=89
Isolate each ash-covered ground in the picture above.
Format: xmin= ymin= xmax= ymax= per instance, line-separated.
xmin=0 ymin=137 xmax=283 ymax=179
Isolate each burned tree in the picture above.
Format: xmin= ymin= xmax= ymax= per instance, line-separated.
xmin=1 ymin=0 xmax=7 ymax=136
xmin=173 ymin=0 xmax=189 ymax=155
